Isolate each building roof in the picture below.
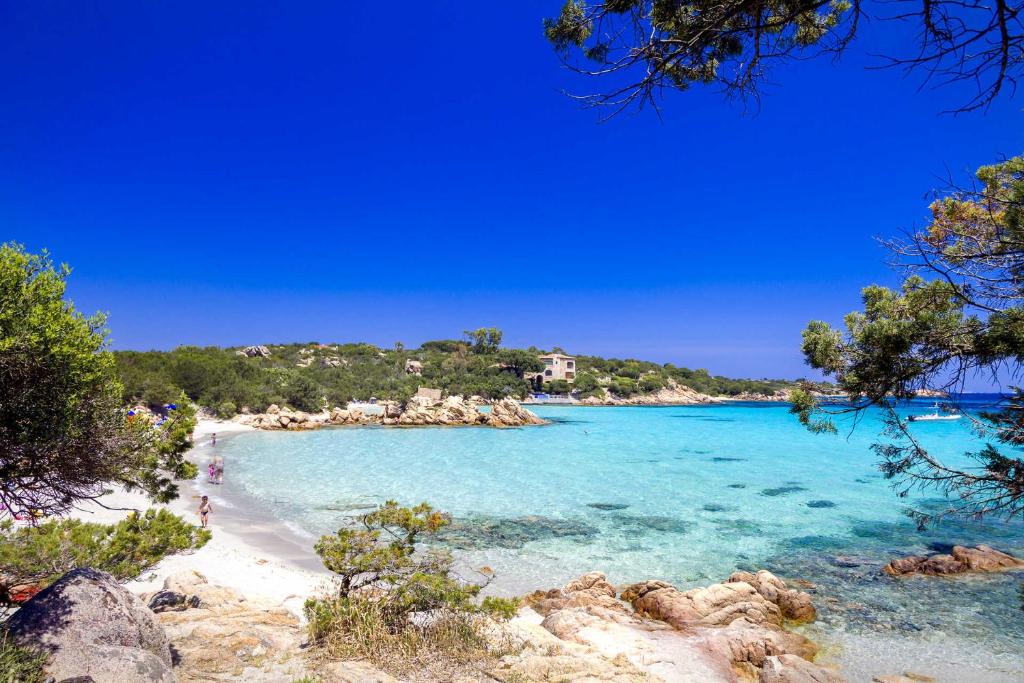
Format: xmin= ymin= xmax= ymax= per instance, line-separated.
xmin=539 ymin=353 xmax=575 ymax=360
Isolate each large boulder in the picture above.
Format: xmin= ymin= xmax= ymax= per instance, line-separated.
xmin=237 ymin=345 xmax=271 ymax=358
xmin=7 ymin=567 xmax=174 ymax=683
xmin=623 ymin=578 xmax=784 ymax=627
xmin=727 ymin=570 xmax=816 ymax=623
xmin=154 ymin=574 xmax=310 ymax=682
xmin=522 ymin=572 xmax=834 ymax=683
xmin=487 ymin=398 xmax=546 ymax=427
xmin=883 ymin=544 xmax=1024 ymax=577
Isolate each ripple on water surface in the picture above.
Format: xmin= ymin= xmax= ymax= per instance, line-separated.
xmin=221 ymin=402 xmax=1024 ymax=681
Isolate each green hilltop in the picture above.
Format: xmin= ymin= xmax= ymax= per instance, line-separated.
xmin=114 ymin=328 xmax=825 ymax=418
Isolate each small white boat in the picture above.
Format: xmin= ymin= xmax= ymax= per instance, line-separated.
xmin=907 ymin=402 xmax=962 ymax=422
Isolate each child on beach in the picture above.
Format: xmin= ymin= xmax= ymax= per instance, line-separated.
xmin=212 ymin=432 xmax=217 ymax=446
xmin=198 ymin=495 xmax=212 ymax=528
xmin=208 ymin=462 xmax=216 ymax=482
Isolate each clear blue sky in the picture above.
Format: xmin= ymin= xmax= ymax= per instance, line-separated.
xmin=2 ymin=2 xmax=1021 ymax=383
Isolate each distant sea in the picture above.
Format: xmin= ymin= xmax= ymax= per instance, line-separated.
xmin=218 ymin=396 xmax=1024 ymax=681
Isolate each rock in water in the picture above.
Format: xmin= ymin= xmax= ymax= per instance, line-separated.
xmin=761 ymin=654 xmax=845 ymax=682
xmin=883 ymin=544 xmax=1024 ymax=577
xmin=7 ymin=567 xmax=174 ymax=683
xmin=487 ymin=397 xmax=546 ymax=426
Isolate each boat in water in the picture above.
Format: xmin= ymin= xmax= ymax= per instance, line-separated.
xmin=907 ymin=402 xmax=962 ymax=422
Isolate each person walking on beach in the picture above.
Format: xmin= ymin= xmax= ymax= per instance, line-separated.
xmin=198 ymin=495 xmax=212 ymax=528
xmin=214 ymin=458 xmax=224 ymax=485
xmin=211 ymin=432 xmax=217 ymax=446
xmin=207 ymin=462 xmax=216 ymax=482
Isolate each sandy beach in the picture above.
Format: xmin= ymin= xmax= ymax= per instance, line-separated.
xmin=70 ymin=418 xmax=332 ymax=617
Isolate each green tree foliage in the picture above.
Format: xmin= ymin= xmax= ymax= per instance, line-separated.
xmin=572 ymin=372 xmax=601 ymax=396
xmin=544 ymin=0 xmax=1022 ymax=115
xmin=312 ymin=501 xmax=466 ymax=605
xmin=306 ymin=502 xmax=516 ymax=672
xmin=114 ymin=339 xmax=821 ymax=411
xmin=544 ymin=379 xmax=572 ymax=395
xmin=794 ymin=155 xmax=1024 ymax=523
xmin=0 ymin=508 xmax=210 ymax=604
xmin=0 ymin=244 xmax=196 ymax=517
xmin=494 ymin=349 xmax=545 ymax=379
xmin=611 ymin=376 xmax=638 ymax=397
xmin=463 ymin=328 xmax=503 ymax=354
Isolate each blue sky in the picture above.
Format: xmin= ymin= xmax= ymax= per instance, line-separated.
xmin=2 ymin=2 xmax=1021 ymax=383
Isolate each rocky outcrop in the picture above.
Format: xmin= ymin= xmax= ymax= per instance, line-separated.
xmin=396 ymin=395 xmax=484 ymax=426
xmin=883 ymin=544 xmax=1024 ymax=577
xmin=488 ymin=396 xmax=547 ymax=426
xmin=581 ymin=383 xmax=721 ymax=406
xmin=235 ymin=396 xmax=545 ymax=430
xmin=236 ymin=345 xmax=271 ymax=358
xmin=912 ymin=388 xmax=949 ymax=398
xmin=8 ymin=567 xmax=175 ymax=683
xmin=148 ymin=570 xmax=310 ymax=682
xmin=519 ymin=571 xmax=841 ymax=683
xmin=726 ymin=390 xmax=792 ymax=402
xmin=727 ymin=570 xmax=816 ymax=623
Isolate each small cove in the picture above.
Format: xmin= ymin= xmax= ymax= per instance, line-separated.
xmin=216 ymin=401 xmax=1024 ymax=681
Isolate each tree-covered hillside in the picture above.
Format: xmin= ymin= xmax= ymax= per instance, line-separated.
xmin=114 ymin=329 xmax=823 ymax=417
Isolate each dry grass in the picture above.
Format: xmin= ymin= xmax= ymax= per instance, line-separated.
xmin=306 ymin=597 xmax=521 ymax=681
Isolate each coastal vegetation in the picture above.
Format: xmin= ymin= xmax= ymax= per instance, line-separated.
xmin=0 ymin=632 xmax=45 ymax=683
xmin=113 ymin=333 xmax=819 ymax=417
xmin=0 ymin=509 xmax=210 ymax=607
xmin=0 ymin=243 xmax=198 ymax=517
xmin=793 ymin=154 xmax=1024 ymax=524
xmin=306 ymin=501 xmax=518 ymax=676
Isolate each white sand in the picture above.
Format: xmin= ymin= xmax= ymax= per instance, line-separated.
xmin=69 ymin=419 xmax=334 ymax=616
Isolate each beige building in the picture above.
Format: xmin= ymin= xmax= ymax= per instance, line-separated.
xmin=539 ymin=353 xmax=576 ymax=382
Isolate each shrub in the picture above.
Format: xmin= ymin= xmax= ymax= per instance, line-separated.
xmin=0 ymin=509 xmax=210 ymax=604
xmin=215 ymin=401 xmax=237 ymax=419
xmin=543 ymin=379 xmax=571 ymax=395
xmin=0 ymin=632 xmax=45 ymax=683
xmin=572 ymin=372 xmax=601 ymax=395
xmin=610 ymin=376 xmax=637 ymax=397
xmin=639 ymin=375 xmax=665 ymax=392
xmin=306 ymin=501 xmax=518 ymax=676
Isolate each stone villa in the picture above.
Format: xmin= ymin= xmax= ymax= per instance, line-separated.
xmin=533 ymin=353 xmax=576 ymax=384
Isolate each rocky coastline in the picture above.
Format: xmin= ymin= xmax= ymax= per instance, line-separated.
xmin=8 ymin=563 xmax=851 ymax=683
xmin=11 ymin=542 xmax=1022 ymax=681
xmin=232 ymin=395 xmax=546 ymax=431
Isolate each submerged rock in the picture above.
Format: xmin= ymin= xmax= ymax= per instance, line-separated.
xmin=8 ymin=567 xmax=174 ymax=683
xmin=587 ymin=502 xmax=630 ymax=511
xmin=806 ymin=500 xmax=837 ymax=508
xmin=436 ymin=514 xmax=598 ymax=550
xmin=762 ymin=654 xmax=845 ymax=682
xmin=883 ymin=544 xmax=1024 ymax=577
xmin=761 ymin=485 xmax=808 ymax=497
xmin=610 ymin=514 xmax=691 ymax=534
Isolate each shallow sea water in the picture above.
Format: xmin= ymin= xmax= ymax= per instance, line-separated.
xmin=220 ymin=401 xmax=1024 ymax=682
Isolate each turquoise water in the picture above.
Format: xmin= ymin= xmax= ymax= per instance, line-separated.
xmin=220 ymin=402 xmax=1024 ymax=681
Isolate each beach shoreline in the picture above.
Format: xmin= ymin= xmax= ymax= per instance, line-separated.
xmin=70 ymin=418 xmax=331 ymax=617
